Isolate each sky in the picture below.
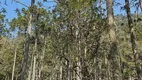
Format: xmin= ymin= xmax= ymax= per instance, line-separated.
xmin=0 ymin=0 xmax=56 ymax=21
xmin=0 ymin=0 xmax=56 ymax=37
xmin=113 ymin=0 xmax=141 ymax=15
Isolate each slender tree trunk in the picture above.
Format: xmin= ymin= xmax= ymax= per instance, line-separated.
xmin=77 ymin=60 xmax=81 ymax=80
xmin=66 ymin=60 xmax=70 ymax=80
xmin=76 ymin=39 xmax=81 ymax=80
xmin=20 ymin=13 xmax=32 ymax=79
xmin=59 ymin=64 xmax=63 ymax=80
xmin=32 ymin=27 xmax=38 ymax=80
xmin=125 ymin=0 xmax=142 ymax=79
xmin=20 ymin=0 xmax=35 ymax=79
xmin=38 ymin=39 xmax=46 ymax=80
xmin=75 ymin=21 xmax=82 ymax=80
xmin=100 ymin=0 xmax=103 ymax=17
xmin=106 ymin=0 xmax=121 ymax=80
xmin=32 ymin=56 xmax=36 ymax=80
xmin=82 ymin=43 xmax=88 ymax=80
xmin=107 ymin=59 xmax=110 ymax=80
xmin=27 ymin=52 xmax=34 ymax=80
xmin=12 ymin=41 xmax=18 ymax=80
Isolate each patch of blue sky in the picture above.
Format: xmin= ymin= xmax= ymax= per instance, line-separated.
xmin=0 ymin=0 xmax=55 ymax=38
xmin=1 ymin=0 xmax=56 ymax=21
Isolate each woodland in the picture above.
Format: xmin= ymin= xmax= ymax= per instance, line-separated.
xmin=0 ymin=0 xmax=142 ymax=80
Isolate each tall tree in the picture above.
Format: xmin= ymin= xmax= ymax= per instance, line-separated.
xmin=125 ymin=0 xmax=142 ymax=79
xmin=20 ymin=0 xmax=35 ymax=79
xmin=106 ymin=0 xmax=122 ymax=80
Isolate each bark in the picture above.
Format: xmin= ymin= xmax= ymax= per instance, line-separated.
xmin=107 ymin=60 xmax=110 ymax=80
xmin=66 ymin=60 xmax=70 ymax=80
xmin=100 ymin=0 xmax=103 ymax=17
xmin=20 ymin=0 xmax=35 ymax=79
xmin=82 ymin=44 xmax=89 ymax=80
xmin=125 ymin=0 xmax=142 ymax=79
xmin=76 ymin=37 xmax=81 ymax=80
xmin=27 ymin=53 xmax=33 ymax=80
xmin=12 ymin=42 xmax=18 ymax=80
xmin=106 ymin=0 xmax=121 ymax=80
xmin=32 ymin=26 xmax=38 ymax=80
xmin=77 ymin=60 xmax=81 ymax=80
xmin=32 ymin=56 xmax=36 ymax=80
xmin=59 ymin=64 xmax=63 ymax=80
xmin=38 ymin=40 xmax=46 ymax=80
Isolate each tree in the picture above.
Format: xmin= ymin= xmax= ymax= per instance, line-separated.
xmin=106 ymin=0 xmax=122 ymax=80
xmin=0 ymin=0 xmax=142 ymax=80
xmin=125 ymin=0 xmax=142 ymax=79
xmin=19 ymin=0 xmax=35 ymax=79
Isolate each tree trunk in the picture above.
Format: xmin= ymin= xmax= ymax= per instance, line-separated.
xmin=32 ymin=56 xmax=36 ymax=80
xmin=106 ymin=0 xmax=121 ymax=80
xmin=12 ymin=42 xmax=18 ymax=80
xmin=59 ymin=64 xmax=63 ymax=80
xmin=77 ymin=60 xmax=81 ymax=80
xmin=76 ymin=38 xmax=81 ymax=80
xmin=27 ymin=52 xmax=34 ymax=80
xmin=38 ymin=39 xmax=46 ymax=80
xmin=20 ymin=0 xmax=35 ymax=79
xmin=125 ymin=0 xmax=142 ymax=79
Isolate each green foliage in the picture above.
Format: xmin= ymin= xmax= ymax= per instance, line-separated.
xmin=0 ymin=0 xmax=142 ymax=80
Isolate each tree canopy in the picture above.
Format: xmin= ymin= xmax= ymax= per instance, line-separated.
xmin=0 ymin=0 xmax=142 ymax=80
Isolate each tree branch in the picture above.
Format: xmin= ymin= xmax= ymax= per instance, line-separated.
xmin=13 ymin=0 xmax=28 ymax=8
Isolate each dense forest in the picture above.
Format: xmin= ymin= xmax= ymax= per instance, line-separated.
xmin=0 ymin=0 xmax=142 ymax=80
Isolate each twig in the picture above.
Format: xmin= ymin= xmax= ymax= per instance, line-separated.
xmin=13 ymin=0 xmax=28 ymax=8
